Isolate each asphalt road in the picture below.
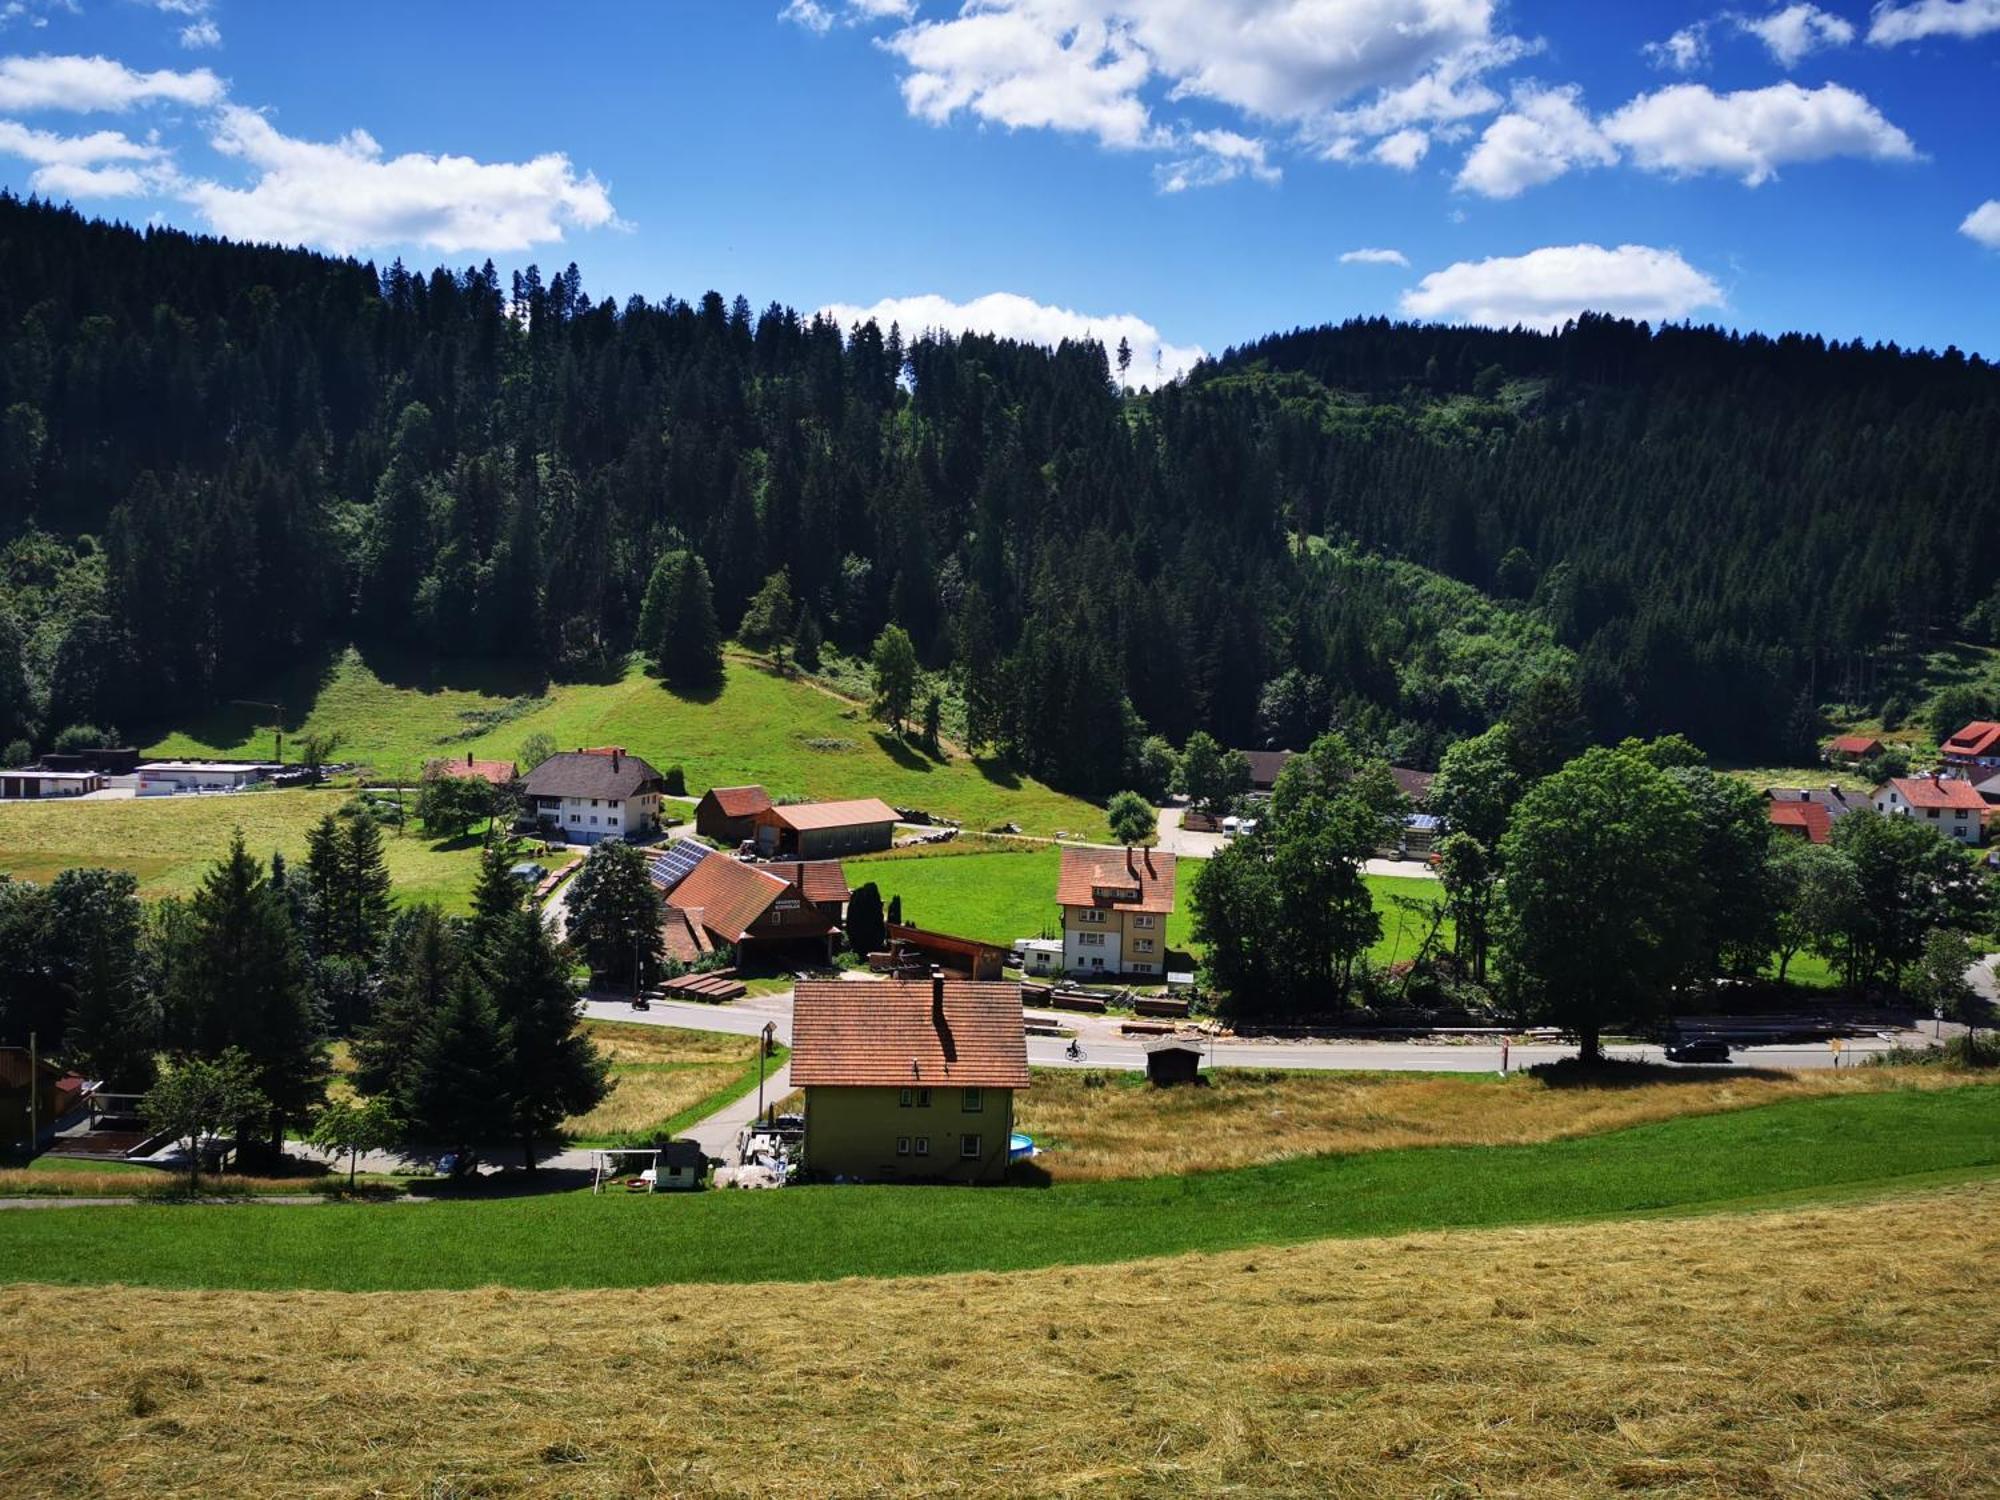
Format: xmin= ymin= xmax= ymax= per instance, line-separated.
xmin=582 ymin=992 xmax=1919 ymax=1073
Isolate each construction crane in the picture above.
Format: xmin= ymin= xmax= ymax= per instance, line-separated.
xmin=230 ymin=700 xmax=285 ymax=765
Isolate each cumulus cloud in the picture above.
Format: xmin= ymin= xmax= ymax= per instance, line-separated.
xmin=1962 ymin=199 xmax=2000 ymax=249
xmin=816 ymin=290 xmax=1204 ymax=386
xmin=813 ymin=2 xmax=1527 ymax=184
xmin=0 ymin=117 xmax=170 ymax=197
xmin=1371 ymin=126 xmax=1429 ymax=168
xmin=147 ymin=0 xmax=222 ymax=50
xmin=0 ymin=52 xmax=222 ymax=111
xmin=1155 ymin=127 xmax=1280 ymax=190
xmin=1339 ymin=246 xmax=1409 ymax=265
xmin=1455 ymin=82 xmax=1614 ymax=198
xmin=181 ymin=106 xmax=618 ymax=255
xmin=1643 ymin=23 xmax=1711 ymax=71
xmin=1740 ymin=4 xmax=1854 ymax=65
xmin=1602 ymin=81 xmax=1916 ymax=185
xmin=1868 ymin=0 xmax=2000 ymax=45
xmin=1400 ymin=242 xmax=1725 ymax=329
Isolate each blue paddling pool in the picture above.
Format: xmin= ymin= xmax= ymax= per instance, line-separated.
xmin=1008 ymin=1132 xmax=1035 ymax=1161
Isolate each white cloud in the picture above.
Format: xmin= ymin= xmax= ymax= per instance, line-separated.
xmin=1962 ymin=199 xmax=2000 ymax=249
xmin=1339 ymin=246 xmax=1409 ymax=265
xmin=815 ymin=290 xmax=1205 ymax=386
xmin=1455 ymin=82 xmax=1614 ymax=198
xmin=1739 ymin=4 xmax=1854 ymax=65
xmin=147 ymin=0 xmax=222 ymax=50
xmin=178 ymin=19 xmax=221 ymax=49
xmin=0 ymin=52 xmax=222 ymax=111
xmin=1371 ymin=126 xmax=1429 ymax=168
xmin=181 ymin=106 xmax=618 ymax=255
xmin=781 ymin=0 xmax=911 ymax=26
xmin=1602 ymin=81 xmax=1915 ymax=185
xmin=0 ymin=117 xmax=170 ymax=197
xmin=1155 ymin=127 xmax=1279 ymax=190
xmin=1643 ymin=23 xmax=1711 ymax=71
xmin=1868 ymin=0 xmax=2000 ymax=45
xmin=838 ymin=2 xmax=1527 ymax=180
xmin=1400 ymin=242 xmax=1725 ymax=329
xmin=31 ymin=160 xmax=147 ymax=196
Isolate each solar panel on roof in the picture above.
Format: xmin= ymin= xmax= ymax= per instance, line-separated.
xmin=647 ymin=839 xmax=709 ymax=892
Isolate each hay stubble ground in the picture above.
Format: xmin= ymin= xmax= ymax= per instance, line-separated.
xmin=2 ymin=1182 xmax=1994 ymax=1497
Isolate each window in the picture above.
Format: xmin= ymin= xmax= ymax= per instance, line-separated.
xmin=1077 ymin=908 xmax=1106 ymax=925
xmin=591 ymin=798 xmax=599 ymax=807
xmin=1928 ymin=808 xmax=1941 ymax=819
xmin=961 ymin=1134 xmax=982 ymax=1159
xmin=962 ymin=1087 xmax=983 ymax=1113
xmin=896 ymin=1136 xmax=910 ymax=1156
xmin=914 ymin=1136 xmax=929 ymax=1157
xmin=917 ymin=1088 xmax=930 ymax=1107
xmin=1079 ymin=931 xmax=1105 ymax=947
xmin=899 ymin=1088 xmax=912 ymax=1107
xmin=569 ymin=813 xmax=580 ymax=824
xmin=1133 ymin=914 xmax=1156 ymax=930
xmin=1134 ymin=938 xmax=1155 ymax=953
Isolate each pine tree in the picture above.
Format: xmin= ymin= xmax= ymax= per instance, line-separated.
xmin=639 ymin=550 xmax=723 ymax=688
xmin=352 ymin=905 xmax=461 ymax=1100
xmin=401 ymin=974 xmax=514 ymax=1148
xmin=481 ymin=902 xmax=608 ymax=1168
xmin=164 ymin=832 xmax=329 ymax=1153
xmin=562 ymin=840 xmax=664 ymax=986
xmin=51 ymin=867 xmax=157 ymax=1092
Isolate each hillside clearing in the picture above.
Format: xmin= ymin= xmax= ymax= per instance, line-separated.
xmin=2 ymin=1182 xmax=1993 ymax=1497
xmin=0 ymin=1087 xmax=1991 ymax=1291
xmin=147 ymin=646 xmax=1102 ymax=837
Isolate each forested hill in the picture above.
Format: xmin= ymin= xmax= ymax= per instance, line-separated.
xmin=1206 ymin=320 xmax=2000 ymax=751
xmin=0 ymin=196 xmax=1994 ymax=789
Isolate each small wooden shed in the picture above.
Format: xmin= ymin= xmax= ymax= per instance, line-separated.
xmin=1144 ymin=1037 xmax=1205 ymax=1087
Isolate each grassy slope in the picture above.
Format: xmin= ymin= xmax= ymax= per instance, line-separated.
xmin=0 ymin=787 xmax=489 ymax=909
xmin=1 ymin=1086 xmax=1991 ymax=1291
xmin=148 ymin=646 xmax=1101 ymax=837
xmin=851 ymin=844 xmax=1447 ymax=964
xmin=5 ymin=1184 xmax=1993 ymax=1498
xmin=567 ymin=1021 xmax=788 ymax=1149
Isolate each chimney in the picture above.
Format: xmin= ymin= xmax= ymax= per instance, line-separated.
xmin=931 ymin=965 xmax=945 ymax=1020
xmin=613 ymin=750 xmax=622 ymax=772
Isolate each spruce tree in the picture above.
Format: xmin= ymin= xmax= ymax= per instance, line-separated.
xmin=352 ymin=905 xmax=461 ymax=1101
xmin=402 ymin=975 xmax=514 ymax=1148
xmin=482 ymin=902 xmax=608 ymax=1168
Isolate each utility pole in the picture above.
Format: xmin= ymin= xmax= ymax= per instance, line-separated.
xmin=27 ymin=1030 xmax=37 ymax=1157
xmin=756 ymin=1021 xmax=776 ymax=1122
xmin=231 ymin=699 xmax=285 ymax=765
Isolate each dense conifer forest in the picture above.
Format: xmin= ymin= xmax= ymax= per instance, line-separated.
xmin=0 ymin=196 xmax=1994 ymax=787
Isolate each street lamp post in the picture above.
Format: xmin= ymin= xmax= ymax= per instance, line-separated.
xmin=756 ymin=1020 xmax=777 ymax=1123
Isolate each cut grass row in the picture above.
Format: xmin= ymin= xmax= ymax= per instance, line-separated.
xmin=1 ymin=1085 xmax=1992 ymax=1291
xmin=147 ymin=646 xmax=1103 ymax=838
xmin=565 ymin=1022 xmax=787 ymax=1149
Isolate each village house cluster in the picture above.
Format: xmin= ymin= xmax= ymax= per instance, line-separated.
xmin=1768 ymin=720 xmax=2000 ymax=848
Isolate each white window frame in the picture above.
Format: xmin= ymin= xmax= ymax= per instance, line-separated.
xmin=962 ymin=1087 xmax=982 ymax=1114
xmin=960 ymin=1134 xmax=982 ymax=1159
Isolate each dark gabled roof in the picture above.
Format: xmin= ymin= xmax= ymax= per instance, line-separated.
xmin=1389 ymin=766 xmax=1436 ymax=804
xmin=791 ymin=979 xmax=1029 ymax=1088
xmin=1240 ymin=749 xmax=1293 ymax=789
xmin=521 ymin=750 xmax=662 ymax=801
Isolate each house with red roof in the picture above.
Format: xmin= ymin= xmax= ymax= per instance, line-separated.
xmin=1872 ymin=774 xmax=1989 ymax=845
xmin=1940 ymin=721 xmax=2000 ymax=771
xmin=694 ymin=784 xmax=772 ymax=844
xmin=430 ymin=750 xmax=518 ymax=788
xmin=791 ymin=973 xmax=1028 ymax=1183
xmin=753 ymin=797 xmax=901 ymax=858
xmin=1056 ymin=844 xmax=1176 ymax=979
xmin=1824 ymin=734 xmax=1883 ymax=764
xmin=1765 ymin=785 xmax=1867 ymax=845
xmin=647 ymin=837 xmax=849 ymax=961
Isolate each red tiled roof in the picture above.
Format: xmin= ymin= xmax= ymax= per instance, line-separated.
xmin=433 ymin=754 xmax=517 ymax=786
xmin=1769 ymin=802 xmax=1832 ymax=844
xmin=665 ymin=856 xmax=838 ymax=942
xmin=703 ymin=785 xmax=772 ymax=818
xmin=660 ymin=907 xmax=714 ymax=964
xmin=1942 ymin=722 xmax=2000 ymax=759
xmin=1056 ymin=845 xmax=1176 ymax=913
xmin=1827 ymin=735 xmax=1882 ymax=756
xmin=791 ymin=978 xmax=1029 ymax=1088
xmin=1881 ymin=776 xmax=1990 ymax=812
xmin=763 ymin=860 xmax=850 ymax=906
xmin=769 ymin=798 xmax=901 ymax=831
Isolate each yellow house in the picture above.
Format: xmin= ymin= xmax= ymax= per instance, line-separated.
xmin=791 ymin=974 xmax=1029 ymax=1183
xmin=1057 ymin=844 xmax=1177 ymax=979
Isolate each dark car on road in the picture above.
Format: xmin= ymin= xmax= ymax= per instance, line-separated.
xmin=1665 ymin=1037 xmax=1732 ymax=1064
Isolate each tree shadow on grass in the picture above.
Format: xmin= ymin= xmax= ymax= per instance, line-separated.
xmin=871 ymin=730 xmax=942 ymax=774
xmin=973 ymin=755 xmax=1022 ymax=791
xmin=1526 ymin=1057 xmax=1792 ymax=1089
xmin=354 ymin=642 xmax=554 ymax=699
xmin=638 ymin=660 xmax=725 ymax=707
xmin=1004 ymin=1159 xmax=1053 ymax=1189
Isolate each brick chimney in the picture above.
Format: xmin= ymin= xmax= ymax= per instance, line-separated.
xmin=931 ymin=965 xmax=945 ymax=1021
xmin=467 ymin=751 xmax=474 ymax=767
xmin=612 ymin=750 xmax=622 ymax=772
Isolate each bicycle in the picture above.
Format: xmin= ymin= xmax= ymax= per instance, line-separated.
xmin=1064 ymin=1039 xmax=1086 ymax=1062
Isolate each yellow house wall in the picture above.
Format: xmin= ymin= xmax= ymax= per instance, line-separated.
xmin=803 ymin=1084 xmax=1015 ymax=1183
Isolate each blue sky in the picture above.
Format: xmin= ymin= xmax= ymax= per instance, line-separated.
xmin=0 ymin=0 xmax=1996 ymax=377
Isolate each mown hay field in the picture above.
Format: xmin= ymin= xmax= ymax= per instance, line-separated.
xmin=0 ymin=787 xmax=494 ymax=910
xmin=2 ymin=1182 xmax=1994 ymax=1497
xmin=1018 ymin=1061 xmax=1997 ymax=1180
xmin=565 ymin=1020 xmax=777 ymax=1146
